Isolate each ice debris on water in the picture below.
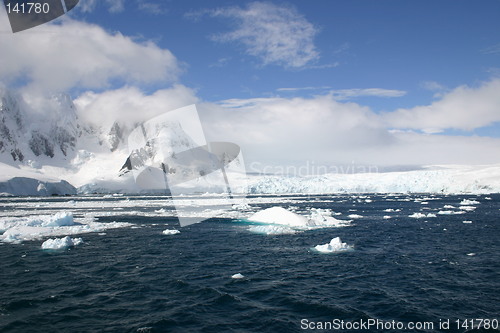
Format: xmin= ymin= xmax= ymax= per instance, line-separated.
xmin=460 ymin=199 xmax=480 ymax=205
xmin=409 ymin=212 xmax=436 ymax=218
xmin=313 ymin=237 xmax=353 ymax=253
xmin=246 ymin=207 xmax=351 ymax=235
xmin=231 ymin=273 xmax=245 ymax=279
xmin=162 ymin=229 xmax=180 ymax=235
xmin=41 ymin=236 xmax=83 ymax=250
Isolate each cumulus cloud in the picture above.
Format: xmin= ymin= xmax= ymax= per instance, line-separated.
xmin=0 ymin=13 xmax=180 ymax=93
xmin=78 ymin=0 xmax=125 ymax=13
xmin=74 ymin=85 xmax=198 ymax=130
xmin=330 ymin=88 xmax=407 ymax=100
xmin=384 ymin=78 xmax=500 ymax=133
xmin=208 ymin=1 xmax=319 ymax=68
xmin=74 ymin=87 xmax=500 ymax=168
xmin=195 ymin=95 xmax=500 ymax=169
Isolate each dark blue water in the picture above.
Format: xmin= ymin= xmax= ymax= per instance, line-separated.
xmin=0 ymin=194 xmax=499 ymax=332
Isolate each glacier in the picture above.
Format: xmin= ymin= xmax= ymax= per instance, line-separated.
xmin=1 ymin=87 xmax=500 ymax=196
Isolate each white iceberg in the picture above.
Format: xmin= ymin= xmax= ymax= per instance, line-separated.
xmin=459 ymin=206 xmax=476 ymax=211
xmin=313 ymin=237 xmax=353 ymax=253
xmin=231 ymin=273 xmax=245 ymax=279
xmin=460 ymin=199 xmax=480 ymax=205
xmin=247 ymin=207 xmax=309 ymax=227
xmin=41 ymin=236 xmax=83 ymax=250
xmin=437 ymin=210 xmax=466 ymax=215
xmin=0 ymin=211 xmax=132 ymax=244
xmin=246 ymin=207 xmax=351 ymax=235
xmin=162 ymin=229 xmax=180 ymax=235
xmin=409 ymin=212 xmax=436 ymax=218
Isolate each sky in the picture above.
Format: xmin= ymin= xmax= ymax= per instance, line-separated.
xmin=0 ymin=0 xmax=499 ymax=171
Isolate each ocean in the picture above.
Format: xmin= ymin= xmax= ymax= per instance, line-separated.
xmin=0 ymin=194 xmax=498 ymax=332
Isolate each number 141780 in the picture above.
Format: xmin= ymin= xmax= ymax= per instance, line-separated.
xmin=6 ymin=2 xmax=50 ymax=14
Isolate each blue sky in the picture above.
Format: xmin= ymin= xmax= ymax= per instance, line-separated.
xmin=69 ymin=1 xmax=500 ymax=108
xmin=1 ymin=0 xmax=499 ymax=168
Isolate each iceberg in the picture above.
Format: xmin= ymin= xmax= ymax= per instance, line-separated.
xmin=41 ymin=236 xmax=83 ymax=250
xmin=0 ymin=211 xmax=132 ymax=244
xmin=437 ymin=210 xmax=466 ymax=215
xmin=162 ymin=229 xmax=180 ymax=235
xmin=460 ymin=199 xmax=480 ymax=205
xmin=409 ymin=212 xmax=437 ymax=218
xmin=231 ymin=273 xmax=245 ymax=279
xmin=313 ymin=237 xmax=353 ymax=253
xmin=245 ymin=207 xmax=351 ymax=235
xmin=247 ymin=207 xmax=309 ymax=227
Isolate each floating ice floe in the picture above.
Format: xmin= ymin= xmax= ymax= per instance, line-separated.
xmin=347 ymin=214 xmax=363 ymax=219
xmin=443 ymin=205 xmax=456 ymax=209
xmin=409 ymin=212 xmax=437 ymax=218
xmin=459 ymin=206 xmax=476 ymax=211
xmin=232 ymin=202 xmax=251 ymax=211
xmin=313 ymin=237 xmax=353 ymax=253
xmin=460 ymin=199 xmax=480 ymax=205
xmin=162 ymin=229 xmax=180 ymax=235
xmin=437 ymin=210 xmax=466 ymax=215
xmin=41 ymin=236 xmax=83 ymax=250
xmin=383 ymin=215 xmax=392 ymax=219
xmin=0 ymin=211 xmax=132 ymax=244
xmin=462 ymin=220 xmax=473 ymax=224
xmin=231 ymin=273 xmax=245 ymax=279
xmin=246 ymin=207 xmax=351 ymax=235
xmin=384 ymin=208 xmax=401 ymax=212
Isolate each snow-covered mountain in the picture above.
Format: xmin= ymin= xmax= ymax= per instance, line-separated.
xmin=1 ymin=87 xmax=500 ymax=196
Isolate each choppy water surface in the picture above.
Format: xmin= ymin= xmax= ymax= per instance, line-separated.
xmin=0 ymin=194 xmax=498 ymax=332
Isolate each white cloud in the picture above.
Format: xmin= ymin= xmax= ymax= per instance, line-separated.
xmin=209 ymin=2 xmax=319 ymax=68
xmin=76 ymin=88 xmax=500 ymax=168
xmin=78 ymin=0 xmax=125 ymax=13
xmin=330 ymin=88 xmax=407 ymax=100
xmin=384 ymin=78 xmax=500 ymax=132
xmin=74 ymin=85 xmax=199 ymax=130
xmin=0 ymin=15 xmax=180 ymax=93
xmin=137 ymin=0 xmax=166 ymax=15
xmin=481 ymin=43 xmax=500 ymax=55
xmin=277 ymin=86 xmax=331 ymax=92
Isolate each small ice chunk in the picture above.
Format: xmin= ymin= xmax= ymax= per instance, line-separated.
xmin=437 ymin=210 xmax=465 ymax=215
xmin=443 ymin=205 xmax=456 ymax=209
xmin=383 ymin=215 xmax=392 ymax=219
xmin=41 ymin=236 xmax=82 ymax=250
xmin=231 ymin=273 xmax=245 ymax=279
xmin=462 ymin=220 xmax=473 ymax=224
xmin=409 ymin=212 xmax=436 ymax=218
xmin=459 ymin=206 xmax=476 ymax=211
xmin=314 ymin=237 xmax=353 ymax=253
xmin=347 ymin=214 xmax=363 ymax=219
xmin=384 ymin=208 xmax=401 ymax=212
xmin=162 ymin=229 xmax=180 ymax=235
xmin=466 ymin=253 xmax=476 ymax=256
xmin=460 ymin=199 xmax=480 ymax=205
xmin=232 ymin=203 xmax=251 ymax=210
